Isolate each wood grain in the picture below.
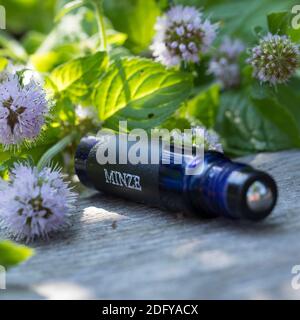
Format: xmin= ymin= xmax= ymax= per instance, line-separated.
xmin=1 ymin=150 xmax=300 ymax=299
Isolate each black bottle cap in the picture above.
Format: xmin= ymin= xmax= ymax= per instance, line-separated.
xmin=226 ymin=166 xmax=278 ymax=221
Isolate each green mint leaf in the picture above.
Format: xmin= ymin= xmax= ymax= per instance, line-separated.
xmin=0 ymin=241 xmax=34 ymax=269
xmin=104 ymin=0 xmax=160 ymax=53
xmin=216 ymin=90 xmax=299 ymax=155
xmin=93 ymin=58 xmax=193 ymax=130
xmin=267 ymin=11 xmax=290 ymax=35
xmin=253 ymin=78 xmax=300 ymax=148
xmin=208 ymin=0 xmax=295 ymax=41
xmin=0 ymin=57 xmax=8 ymax=71
xmin=252 ymin=97 xmax=300 ymax=148
xmin=267 ymin=11 xmax=300 ymax=42
xmin=0 ymin=0 xmax=55 ymax=35
xmin=187 ymin=84 xmax=220 ymax=129
xmin=47 ymin=51 xmax=108 ymax=102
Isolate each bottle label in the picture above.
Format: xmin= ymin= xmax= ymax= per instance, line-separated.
xmin=86 ymin=134 xmax=161 ymax=205
xmin=103 ymin=169 xmax=142 ymax=191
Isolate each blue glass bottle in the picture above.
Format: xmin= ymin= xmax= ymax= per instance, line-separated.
xmin=75 ymin=135 xmax=277 ymax=221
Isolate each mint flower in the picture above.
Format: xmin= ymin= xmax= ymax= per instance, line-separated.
xmin=208 ymin=37 xmax=245 ymax=89
xmin=0 ymin=72 xmax=48 ymax=147
xmin=248 ymin=33 xmax=299 ymax=85
xmin=0 ymin=164 xmax=77 ymax=241
xmin=170 ymin=126 xmax=223 ymax=153
xmin=151 ymin=5 xmax=218 ymax=67
xmin=204 ymin=129 xmax=223 ymax=153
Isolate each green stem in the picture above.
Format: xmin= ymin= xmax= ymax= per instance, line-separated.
xmin=37 ymin=132 xmax=76 ymax=171
xmin=93 ymin=0 xmax=108 ymax=52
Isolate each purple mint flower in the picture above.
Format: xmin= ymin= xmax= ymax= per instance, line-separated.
xmin=170 ymin=126 xmax=223 ymax=153
xmin=0 ymin=72 xmax=48 ymax=147
xmin=151 ymin=5 xmax=218 ymax=67
xmin=247 ymin=33 xmax=300 ymax=85
xmin=219 ymin=37 xmax=245 ymax=60
xmin=204 ymin=129 xmax=223 ymax=153
xmin=208 ymin=37 xmax=245 ymax=89
xmin=0 ymin=164 xmax=77 ymax=241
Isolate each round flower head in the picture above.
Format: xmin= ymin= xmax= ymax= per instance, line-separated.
xmin=0 ymin=164 xmax=77 ymax=241
xmin=151 ymin=5 xmax=218 ymax=67
xmin=247 ymin=33 xmax=299 ymax=85
xmin=208 ymin=37 xmax=245 ymax=89
xmin=203 ymin=128 xmax=223 ymax=153
xmin=0 ymin=72 xmax=48 ymax=147
xmin=170 ymin=126 xmax=223 ymax=153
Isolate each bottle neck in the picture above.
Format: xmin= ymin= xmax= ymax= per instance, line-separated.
xmin=187 ymin=151 xmax=277 ymax=220
xmin=158 ymin=150 xmax=238 ymax=217
xmin=187 ymin=151 xmax=247 ymax=218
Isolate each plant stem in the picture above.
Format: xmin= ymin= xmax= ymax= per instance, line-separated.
xmin=37 ymin=132 xmax=77 ymax=171
xmin=93 ymin=0 xmax=108 ymax=52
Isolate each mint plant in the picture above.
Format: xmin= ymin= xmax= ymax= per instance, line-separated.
xmin=0 ymin=0 xmax=299 ymax=243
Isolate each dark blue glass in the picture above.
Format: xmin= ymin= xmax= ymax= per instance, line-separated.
xmin=75 ymin=135 xmax=278 ymax=221
xmin=159 ymin=150 xmax=246 ymax=218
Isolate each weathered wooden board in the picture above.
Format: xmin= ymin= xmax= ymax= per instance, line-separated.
xmin=1 ymin=150 xmax=300 ymax=299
